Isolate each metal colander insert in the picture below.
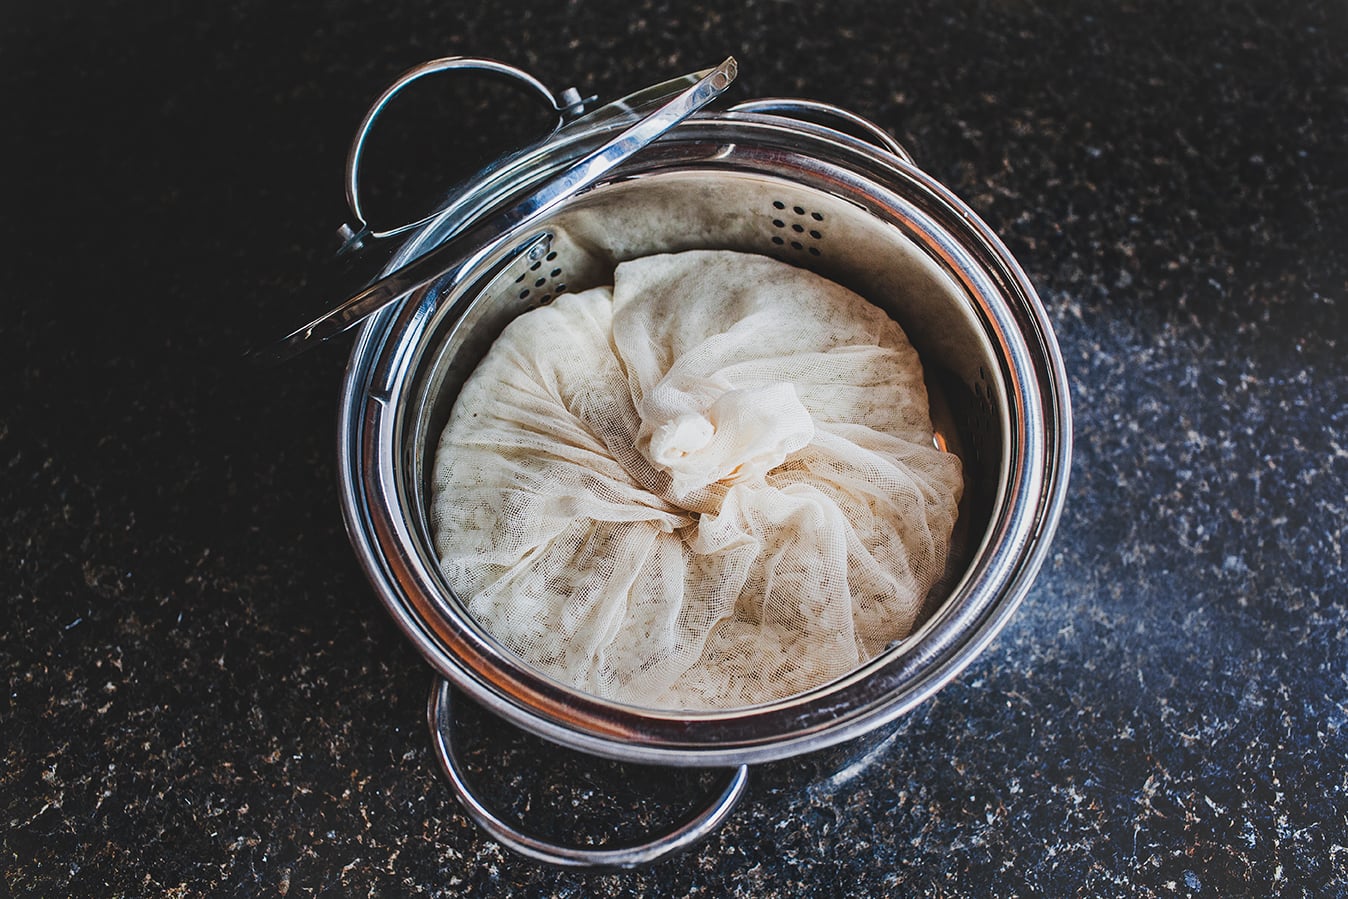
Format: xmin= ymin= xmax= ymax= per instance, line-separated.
xmin=407 ymin=167 xmax=1004 ymax=637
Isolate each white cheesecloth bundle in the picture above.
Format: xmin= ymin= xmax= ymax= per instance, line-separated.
xmin=431 ymin=250 xmax=963 ymax=710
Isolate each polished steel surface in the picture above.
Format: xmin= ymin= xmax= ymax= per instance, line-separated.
xmin=726 ymin=97 xmax=915 ymax=164
xmin=336 ymin=105 xmax=1072 ymax=767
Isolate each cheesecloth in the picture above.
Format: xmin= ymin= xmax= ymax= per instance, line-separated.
xmin=431 ymin=250 xmax=962 ymax=709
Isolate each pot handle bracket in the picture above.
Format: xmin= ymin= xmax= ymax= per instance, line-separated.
xmin=727 ymin=97 xmax=916 ymax=165
xmin=427 ymin=678 xmax=751 ymax=869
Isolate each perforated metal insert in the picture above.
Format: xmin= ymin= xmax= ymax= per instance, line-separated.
xmin=768 ymin=199 xmax=825 ymax=256
xmin=512 ymin=249 xmax=569 ymax=306
xmin=407 ymin=168 xmax=1008 ymax=635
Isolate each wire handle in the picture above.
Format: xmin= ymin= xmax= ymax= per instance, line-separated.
xmin=728 ymin=97 xmax=915 ymax=164
xmin=343 ymin=57 xmax=571 ymax=243
xmin=427 ymin=678 xmax=750 ymax=869
xmin=255 ymin=57 xmax=737 ymax=365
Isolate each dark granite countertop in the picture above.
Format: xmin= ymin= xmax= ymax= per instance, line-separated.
xmin=5 ymin=1 xmax=1345 ymax=895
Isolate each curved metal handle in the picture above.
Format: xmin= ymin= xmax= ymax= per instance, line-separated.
xmin=344 ymin=57 xmax=567 ymax=242
xmin=427 ymin=678 xmax=750 ymax=869
xmin=728 ymin=97 xmax=916 ymax=165
xmin=256 ymin=58 xmax=737 ymax=366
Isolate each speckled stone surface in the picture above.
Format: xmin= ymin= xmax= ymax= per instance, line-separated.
xmin=5 ymin=1 xmax=1346 ymax=896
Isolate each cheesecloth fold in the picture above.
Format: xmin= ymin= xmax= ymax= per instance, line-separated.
xmin=431 ymin=250 xmax=962 ymax=710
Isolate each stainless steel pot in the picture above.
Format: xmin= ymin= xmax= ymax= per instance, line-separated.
xmin=290 ymin=57 xmax=1071 ymax=867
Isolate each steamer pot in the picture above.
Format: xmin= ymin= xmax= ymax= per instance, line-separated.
xmin=290 ymin=57 xmax=1070 ymax=866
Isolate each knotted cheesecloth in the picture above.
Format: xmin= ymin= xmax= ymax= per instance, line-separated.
xmin=430 ymin=250 xmax=962 ymax=710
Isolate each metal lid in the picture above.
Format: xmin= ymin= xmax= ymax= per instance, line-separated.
xmin=250 ymin=57 xmax=738 ymax=366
